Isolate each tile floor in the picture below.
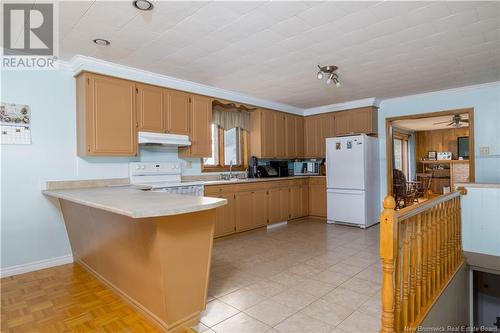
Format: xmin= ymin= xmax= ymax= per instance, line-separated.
xmin=197 ymin=219 xmax=381 ymax=333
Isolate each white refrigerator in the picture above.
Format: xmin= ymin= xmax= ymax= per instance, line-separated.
xmin=326 ymin=134 xmax=380 ymax=228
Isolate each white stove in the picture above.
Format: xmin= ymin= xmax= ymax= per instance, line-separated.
xmin=129 ymin=162 xmax=204 ymax=196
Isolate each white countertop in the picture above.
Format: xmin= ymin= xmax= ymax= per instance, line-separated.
xmin=43 ymin=186 xmax=227 ymax=219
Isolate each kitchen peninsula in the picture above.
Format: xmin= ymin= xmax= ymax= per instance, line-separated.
xmin=44 ymin=184 xmax=226 ymax=333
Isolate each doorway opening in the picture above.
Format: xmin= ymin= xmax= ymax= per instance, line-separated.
xmin=386 ymin=108 xmax=475 ymax=209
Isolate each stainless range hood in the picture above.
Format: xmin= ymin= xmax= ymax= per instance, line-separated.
xmin=138 ymin=131 xmax=191 ymax=147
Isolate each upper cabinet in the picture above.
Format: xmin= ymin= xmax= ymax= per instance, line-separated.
xmin=167 ymin=89 xmax=190 ymax=135
xmin=179 ymin=94 xmax=212 ymax=158
xmin=304 ymin=107 xmax=378 ymax=158
xmin=285 ymin=115 xmax=304 ymax=159
xmin=334 ymin=107 xmax=378 ymax=136
xmin=76 ymin=72 xmax=137 ymax=156
xmin=250 ymin=109 xmax=303 ymax=159
xmin=136 ymin=84 xmax=190 ymax=135
xmin=136 ymin=83 xmax=165 ymax=133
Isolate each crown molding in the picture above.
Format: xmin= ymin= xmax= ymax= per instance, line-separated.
xmin=66 ymin=55 xmax=304 ymax=115
xmin=303 ymin=98 xmax=380 ymax=116
xmin=379 ymin=81 xmax=500 ymax=104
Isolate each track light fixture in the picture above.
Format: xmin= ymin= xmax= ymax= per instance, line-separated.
xmin=317 ymin=65 xmax=341 ymax=87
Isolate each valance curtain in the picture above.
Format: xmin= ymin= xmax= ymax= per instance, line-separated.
xmin=212 ymin=104 xmax=251 ymax=131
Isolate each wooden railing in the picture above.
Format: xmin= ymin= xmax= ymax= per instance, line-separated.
xmin=379 ymin=192 xmax=464 ymax=333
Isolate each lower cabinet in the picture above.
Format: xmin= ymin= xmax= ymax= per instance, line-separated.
xmin=252 ymin=189 xmax=269 ymax=227
xmin=214 ymin=193 xmax=236 ymax=237
xmin=309 ymin=177 xmax=327 ymax=218
xmin=205 ymin=178 xmax=323 ymax=238
xmin=268 ymin=188 xmax=281 ymax=224
xmin=235 ymin=191 xmax=254 ymax=232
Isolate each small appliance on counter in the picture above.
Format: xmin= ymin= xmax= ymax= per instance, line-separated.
xmin=293 ymin=161 xmax=320 ymax=176
xmin=248 ymin=156 xmax=259 ymax=178
xmin=270 ymin=161 xmax=289 ymax=177
xmin=257 ymin=165 xmax=278 ymax=177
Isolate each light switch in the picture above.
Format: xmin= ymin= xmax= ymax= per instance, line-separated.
xmin=479 ymin=147 xmax=490 ymax=156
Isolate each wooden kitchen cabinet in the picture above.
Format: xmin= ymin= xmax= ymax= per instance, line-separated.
xmin=275 ymin=113 xmax=286 ymax=158
xmin=309 ymin=177 xmax=327 ymax=218
xmin=285 ymin=115 xmax=304 ymax=158
xmin=280 ymin=187 xmax=290 ymax=221
xmin=136 ymin=83 xmax=165 ymax=133
xmin=136 ymin=85 xmax=190 ymax=135
xmin=268 ymin=187 xmax=281 ymax=224
xmin=235 ymin=191 xmax=254 ymax=232
xmin=285 ymin=115 xmax=296 ymax=158
xmin=334 ymin=107 xmax=378 ymax=136
xmin=76 ymin=72 xmax=137 ymax=156
xmin=179 ymin=94 xmax=212 ymax=158
xmin=296 ymin=117 xmax=304 ymax=158
xmin=289 ymin=184 xmax=302 ymax=219
xmin=253 ymin=108 xmax=288 ymax=159
xmin=167 ymin=89 xmax=190 ymax=135
xmin=252 ymin=189 xmax=268 ymax=227
xmin=304 ymin=114 xmax=335 ymax=158
xmin=300 ymin=181 xmax=309 ymax=217
xmin=214 ymin=193 xmax=236 ymax=237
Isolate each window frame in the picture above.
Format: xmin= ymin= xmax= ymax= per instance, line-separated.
xmin=201 ymin=125 xmax=248 ymax=173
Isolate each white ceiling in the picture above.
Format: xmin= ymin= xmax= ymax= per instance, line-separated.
xmin=392 ymin=113 xmax=469 ymax=131
xmin=57 ymin=1 xmax=500 ymax=108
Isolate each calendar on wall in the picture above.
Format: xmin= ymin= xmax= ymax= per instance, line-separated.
xmin=0 ymin=103 xmax=31 ymax=145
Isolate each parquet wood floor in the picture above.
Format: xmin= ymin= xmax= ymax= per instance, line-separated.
xmin=0 ymin=263 xmax=164 ymax=333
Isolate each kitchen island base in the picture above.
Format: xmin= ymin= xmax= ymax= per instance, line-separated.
xmin=59 ymin=199 xmax=216 ymax=333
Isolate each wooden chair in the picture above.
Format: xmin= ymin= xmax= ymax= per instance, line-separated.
xmin=416 ymin=173 xmax=433 ymax=199
xmin=392 ymin=169 xmax=418 ymax=209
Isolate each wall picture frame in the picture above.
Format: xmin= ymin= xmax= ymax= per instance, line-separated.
xmin=428 ymin=151 xmax=437 ymax=161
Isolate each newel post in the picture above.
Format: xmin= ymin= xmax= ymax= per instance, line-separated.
xmin=380 ymin=196 xmax=398 ymax=333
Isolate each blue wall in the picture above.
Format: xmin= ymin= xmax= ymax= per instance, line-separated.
xmin=378 ymin=82 xmax=500 ymax=206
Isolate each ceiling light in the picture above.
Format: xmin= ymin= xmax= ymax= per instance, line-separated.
xmin=133 ymin=0 xmax=154 ymax=11
xmin=326 ymin=74 xmax=334 ymax=84
xmin=93 ymin=38 xmax=110 ymax=46
xmin=316 ymin=65 xmax=341 ymax=87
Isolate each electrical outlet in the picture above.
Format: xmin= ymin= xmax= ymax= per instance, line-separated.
xmin=479 ymin=147 xmax=490 ymax=156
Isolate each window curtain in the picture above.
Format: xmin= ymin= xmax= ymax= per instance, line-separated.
xmin=212 ymin=104 xmax=251 ymax=131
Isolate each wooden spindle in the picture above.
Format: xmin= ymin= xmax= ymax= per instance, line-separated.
xmin=436 ymin=203 xmax=442 ymax=286
xmin=401 ymin=221 xmax=410 ymax=330
xmin=415 ymin=214 xmax=423 ymax=314
xmin=409 ymin=219 xmax=417 ymax=324
xmin=380 ymin=196 xmax=398 ymax=333
xmin=421 ymin=210 xmax=428 ymax=308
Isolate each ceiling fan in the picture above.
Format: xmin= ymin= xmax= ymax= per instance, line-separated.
xmin=433 ymin=114 xmax=469 ymax=127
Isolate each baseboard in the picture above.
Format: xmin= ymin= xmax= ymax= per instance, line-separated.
xmin=0 ymin=254 xmax=73 ymax=278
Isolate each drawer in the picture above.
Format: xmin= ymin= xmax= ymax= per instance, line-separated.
xmin=204 ymin=185 xmax=235 ymax=195
xmin=309 ymin=177 xmax=326 ymax=185
xmin=234 ymin=181 xmax=269 ymax=192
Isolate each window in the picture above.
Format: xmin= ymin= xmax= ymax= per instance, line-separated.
xmin=393 ymin=132 xmax=410 ymax=179
xmin=202 ymin=125 xmax=247 ymax=172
